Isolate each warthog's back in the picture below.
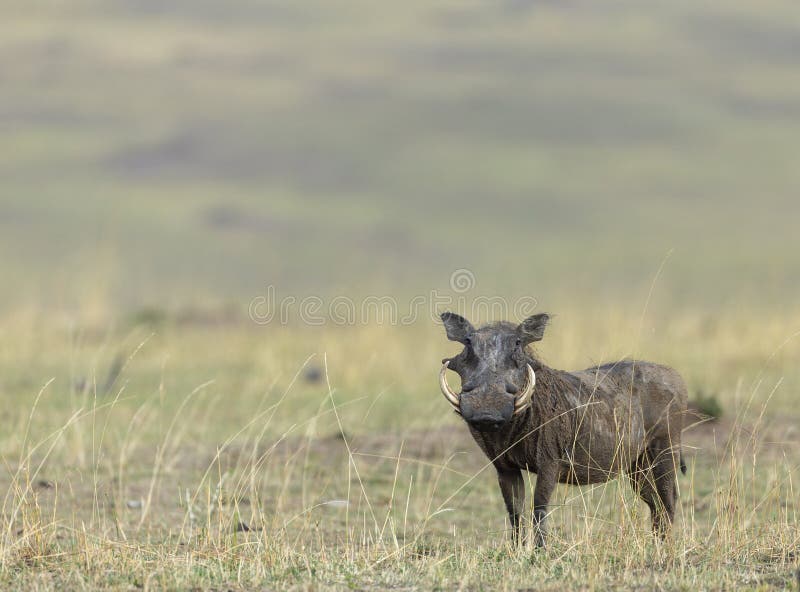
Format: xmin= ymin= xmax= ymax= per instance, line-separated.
xmin=553 ymin=360 xmax=687 ymax=484
xmin=572 ymin=359 xmax=687 ymax=441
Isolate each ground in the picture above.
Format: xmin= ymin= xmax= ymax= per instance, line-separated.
xmin=1 ymin=310 xmax=798 ymax=590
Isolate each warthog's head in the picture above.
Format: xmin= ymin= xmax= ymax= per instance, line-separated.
xmin=439 ymin=312 xmax=549 ymax=432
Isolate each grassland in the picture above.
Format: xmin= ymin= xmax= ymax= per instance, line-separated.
xmin=2 ymin=0 xmax=800 ymax=589
xmin=0 ymin=305 xmax=798 ymax=590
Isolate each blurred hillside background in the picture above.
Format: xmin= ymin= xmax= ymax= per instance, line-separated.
xmin=2 ymin=0 xmax=799 ymax=317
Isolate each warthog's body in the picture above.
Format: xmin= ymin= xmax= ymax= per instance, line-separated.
xmin=438 ymin=313 xmax=687 ymax=545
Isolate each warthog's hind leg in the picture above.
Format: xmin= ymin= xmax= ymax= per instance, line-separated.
xmin=627 ymin=455 xmax=659 ymax=534
xmin=627 ymin=442 xmax=678 ymax=539
xmin=649 ymin=439 xmax=679 ymax=537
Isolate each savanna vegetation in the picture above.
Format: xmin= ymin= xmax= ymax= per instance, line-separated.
xmin=1 ymin=0 xmax=799 ymax=589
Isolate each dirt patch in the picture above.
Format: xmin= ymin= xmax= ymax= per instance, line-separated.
xmin=684 ymin=411 xmax=800 ymax=469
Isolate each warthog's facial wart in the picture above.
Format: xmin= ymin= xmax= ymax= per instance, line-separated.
xmin=439 ymin=312 xmax=547 ymax=432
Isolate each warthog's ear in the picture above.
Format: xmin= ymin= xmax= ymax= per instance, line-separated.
xmin=440 ymin=312 xmax=474 ymax=344
xmin=517 ymin=313 xmax=550 ymax=344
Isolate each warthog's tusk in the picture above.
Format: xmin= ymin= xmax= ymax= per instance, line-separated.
xmin=439 ymin=361 xmax=461 ymax=413
xmin=513 ymin=364 xmax=536 ymax=415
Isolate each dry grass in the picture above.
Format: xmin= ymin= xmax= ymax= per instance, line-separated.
xmin=0 ymin=304 xmax=798 ymax=590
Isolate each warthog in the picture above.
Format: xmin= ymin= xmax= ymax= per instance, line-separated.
xmin=438 ymin=312 xmax=687 ymax=546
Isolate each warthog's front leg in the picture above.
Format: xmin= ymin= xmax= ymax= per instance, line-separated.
xmin=532 ymin=464 xmax=557 ymax=548
xmin=497 ymin=468 xmax=525 ymax=544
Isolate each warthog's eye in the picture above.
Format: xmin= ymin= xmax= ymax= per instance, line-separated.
xmin=464 ymin=337 xmax=472 ymax=346
xmin=515 ymin=338 xmax=522 ymax=347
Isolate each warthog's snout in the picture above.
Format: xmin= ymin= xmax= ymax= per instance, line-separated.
xmin=469 ymin=417 xmax=506 ymax=432
xmin=459 ymin=391 xmax=515 ymax=432
xmin=464 ymin=415 xmax=506 ymax=432
xmin=439 ymin=360 xmax=536 ymax=426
